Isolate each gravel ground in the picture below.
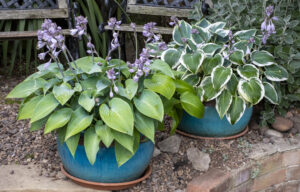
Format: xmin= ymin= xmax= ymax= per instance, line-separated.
xmin=0 ymin=76 xmax=298 ymax=192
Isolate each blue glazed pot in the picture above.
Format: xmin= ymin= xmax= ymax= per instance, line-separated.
xmin=57 ymin=140 xmax=154 ymax=183
xmin=178 ymin=106 xmax=253 ymax=137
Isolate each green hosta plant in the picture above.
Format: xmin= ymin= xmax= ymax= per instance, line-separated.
xmin=6 ymin=17 xmax=203 ymax=166
xmin=151 ymin=18 xmax=288 ymax=125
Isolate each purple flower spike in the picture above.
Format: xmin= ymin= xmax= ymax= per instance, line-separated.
xmin=191 ymin=28 xmax=199 ymax=34
xmin=143 ymin=22 xmax=159 ymax=43
xmin=261 ymin=5 xmax=277 ymax=44
xmin=158 ymin=42 xmax=167 ymax=50
xmin=266 ymin=5 xmax=274 ymax=17
xmin=71 ymin=16 xmax=88 ymax=38
xmin=169 ymin=16 xmax=179 ymax=26
xmin=130 ymin=22 xmax=136 ymax=30
xmin=108 ymin=17 xmax=121 ymax=29
xmin=106 ymin=68 xmax=116 ymax=80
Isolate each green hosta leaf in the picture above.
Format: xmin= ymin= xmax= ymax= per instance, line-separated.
xmin=135 ymin=112 xmax=155 ymax=143
xmin=215 ymin=29 xmax=230 ymax=38
xmin=229 ymin=50 xmax=244 ymax=65
xmin=263 ymin=82 xmax=279 ymax=104
xmin=78 ymin=91 xmax=95 ymax=112
xmin=182 ymin=73 xmax=201 ymax=87
xmin=73 ymin=56 xmax=103 ymax=74
xmin=118 ymin=79 xmax=138 ymax=100
xmin=195 ymin=18 xmax=211 ymax=28
xmin=191 ymin=25 xmax=210 ymax=44
xmin=173 ymin=20 xmax=192 ymax=45
xmin=111 ymin=129 xmax=135 ymax=153
xmin=81 ymin=76 xmax=101 ymax=93
xmin=180 ymin=51 xmax=204 ymax=73
xmin=134 ymin=89 xmax=164 ymax=122
xmin=202 ymin=54 xmax=224 ymax=75
xmin=226 ymin=74 xmax=239 ymax=95
xmin=18 ymin=95 xmax=43 ymax=120
xmin=238 ymin=78 xmax=265 ymax=105
xmin=100 ymin=98 xmax=134 ymax=135
xmin=168 ymin=108 xmax=181 ymax=134
xmin=233 ymin=41 xmax=250 ymax=54
xmin=150 ymin=60 xmax=175 ymax=78
xmin=216 ymin=89 xmax=232 ymax=119
xmin=264 ymin=64 xmax=289 ymax=81
xmin=43 ymin=78 xmax=60 ymax=95
xmin=180 ymin=91 xmax=204 ymax=118
xmin=234 ymin=29 xmax=257 ymax=40
xmin=196 ymin=86 xmax=204 ymax=101
xmin=37 ymin=62 xmax=63 ymax=72
xmin=144 ymin=74 xmax=176 ymax=99
xmin=200 ymin=76 xmax=223 ymax=101
xmin=187 ymin=39 xmax=197 ymax=50
xmin=226 ymin=96 xmax=246 ymax=125
xmin=208 ymin=22 xmax=226 ymax=33
xmin=84 ymin=127 xmax=101 ymax=165
xmin=212 ymin=66 xmax=232 ymax=90
xmin=53 ymin=83 xmax=75 ymax=105
xmin=95 ymin=121 xmax=114 ymax=148
xmin=30 ymin=94 xmax=59 ymax=123
xmin=96 ymin=78 xmax=110 ymax=94
xmin=30 ymin=116 xmax=48 ymax=132
xmin=74 ymin=83 xmax=82 ymax=92
xmin=175 ymin=79 xmax=195 ymax=94
xmin=66 ymin=134 xmax=80 ymax=158
xmin=44 ymin=108 xmax=72 ymax=134
xmin=201 ymin=43 xmax=222 ymax=56
xmin=237 ymin=64 xmax=259 ymax=80
xmin=251 ymin=51 xmax=275 ymax=67
xmin=6 ymin=78 xmax=45 ymax=98
xmin=65 ymin=107 xmax=93 ymax=140
xmin=161 ymin=49 xmax=181 ymax=68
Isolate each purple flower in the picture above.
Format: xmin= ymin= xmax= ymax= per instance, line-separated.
xmin=108 ymin=17 xmax=121 ymax=29
xmin=265 ymin=5 xmax=274 ymax=17
xmin=169 ymin=16 xmax=179 ymax=26
xmin=130 ymin=22 xmax=136 ymax=30
xmin=261 ymin=5 xmax=277 ymax=44
xmin=113 ymin=85 xmax=119 ymax=93
xmin=133 ymin=75 xmax=139 ymax=82
xmin=191 ymin=28 xmax=199 ymax=34
xmin=246 ymin=47 xmax=251 ymax=55
xmin=143 ymin=22 xmax=159 ymax=42
xmin=181 ymin=37 xmax=187 ymax=44
xmin=158 ymin=42 xmax=167 ymax=50
xmin=38 ymin=52 xmax=48 ymax=60
xmin=249 ymin=37 xmax=255 ymax=43
xmin=44 ymin=59 xmax=52 ymax=69
xmin=110 ymin=32 xmax=120 ymax=51
xmin=106 ymin=68 xmax=116 ymax=80
xmin=109 ymin=88 xmax=114 ymax=98
xmin=71 ymin=16 xmax=88 ymax=38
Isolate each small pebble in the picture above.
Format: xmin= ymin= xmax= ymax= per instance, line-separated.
xmin=10 ymin=170 xmax=14 ymax=175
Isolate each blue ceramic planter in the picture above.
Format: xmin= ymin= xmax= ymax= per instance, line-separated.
xmin=57 ymin=140 xmax=154 ymax=183
xmin=178 ymin=106 xmax=253 ymax=137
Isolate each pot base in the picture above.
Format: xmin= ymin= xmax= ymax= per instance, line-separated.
xmin=60 ymin=164 xmax=152 ymax=190
xmin=176 ymin=126 xmax=249 ymax=140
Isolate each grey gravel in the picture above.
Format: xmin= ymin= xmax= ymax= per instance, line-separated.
xmin=158 ymin=135 xmax=181 ymax=153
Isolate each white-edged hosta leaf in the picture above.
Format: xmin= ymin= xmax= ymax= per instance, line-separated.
xmin=201 ymin=43 xmax=222 ymax=55
xmin=44 ymin=108 xmax=72 ymax=134
xmin=180 ymin=51 xmax=204 ymax=73
xmin=84 ymin=127 xmax=101 ymax=165
xmin=233 ymin=29 xmax=257 ymax=40
xmin=216 ymin=89 xmax=232 ymax=119
xmin=191 ymin=25 xmax=210 ymax=44
xmin=238 ymin=78 xmax=265 ymax=105
xmin=251 ymin=51 xmax=275 ymax=67
xmin=202 ymin=53 xmax=224 ymax=75
xmin=78 ymin=91 xmax=95 ymax=112
xmin=233 ymin=41 xmax=250 ymax=54
xmin=30 ymin=93 xmax=59 ymax=123
xmin=180 ymin=91 xmax=204 ymax=118
xmin=215 ymin=28 xmax=230 ymax=38
xmin=226 ymin=74 xmax=239 ymax=95
xmin=173 ymin=20 xmax=192 ymax=45
xmin=150 ymin=60 xmax=175 ymax=78
xmin=229 ymin=50 xmax=244 ymax=65
xmin=237 ymin=64 xmax=259 ymax=80
xmin=134 ymin=112 xmax=155 ymax=143
xmin=195 ymin=18 xmax=211 ymax=28
xmin=53 ymin=83 xmax=75 ymax=105
xmin=144 ymin=74 xmax=176 ymax=99
xmin=181 ymin=73 xmax=201 ymax=87
xmin=133 ymin=89 xmax=164 ymax=122
xmin=212 ymin=66 xmax=232 ymax=90
xmin=66 ymin=134 xmax=80 ymax=158
xmin=161 ymin=48 xmax=181 ymax=68
xmin=226 ymin=96 xmax=246 ymax=125
xmin=200 ymin=76 xmax=223 ymax=101
xmin=264 ymin=64 xmax=289 ymax=81
xmin=99 ymin=98 xmax=134 ymax=135
xmin=65 ymin=107 xmax=93 ymax=140
xmin=6 ymin=78 xmax=45 ymax=98
xmin=208 ymin=22 xmax=226 ymax=33
xmin=263 ymin=82 xmax=279 ymax=104
xmin=95 ymin=121 xmax=114 ymax=148
xmin=18 ymin=95 xmax=43 ymax=120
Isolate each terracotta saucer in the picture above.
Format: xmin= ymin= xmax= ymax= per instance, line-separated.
xmin=60 ymin=164 xmax=152 ymax=190
xmin=176 ymin=126 xmax=249 ymax=140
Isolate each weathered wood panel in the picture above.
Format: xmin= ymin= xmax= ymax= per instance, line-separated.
xmin=105 ymin=24 xmax=173 ymax=34
xmin=0 ymin=29 xmax=71 ymax=40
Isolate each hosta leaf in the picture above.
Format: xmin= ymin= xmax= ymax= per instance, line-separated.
xmin=135 ymin=112 xmax=155 ymax=143
xmin=263 ymin=82 xmax=279 ymax=104
xmin=173 ymin=20 xmax=192 ymax=45
xmin=226 ymin=74 xmax=239 ymax=95
xmin=44 ymin=108 xmax=72 ymax=134
xmin=264 ymin=64 xmax=289 ymax=81
xmin=150 ymin=60 xmax=175 ymax=78
xmin=18 ymin=95 xmax=43 ymax=120
xmin=6 ymin=78 xmax=45 ymax=98
xmin=182 ymin=73 xmax=201 ymax=87
xmin=43 ymin=78 xmax=60 ymax=95
xmin=202 ymin=54 xmax=224 ymax=75
xmin=168 ymin=108 xmax=181 ymax=134
xmin=234 ymin=29 xmax=257 ymax=40
xmin=30 ymin=93 xmax=59 ymax=123
xmin=237 ymin=64 xmax=259 ymax=80
xmin=161 ymin=48 xmax=181 ymax=68
xmin=66 ymin=134 xmax=80 ymax=158
xmin=144 ymin=74 xmax=176 ymax=99
xmin=208 ymin=22 xmax=226 ymax=33
xmin=251 ymin=51 xmax=275 ymax=66
xmin=134 ymin=89 xmax=164 ymax=122
xmin=78 ymin=91 xmax=95 ymax=112
xmin=200 ymin=76 xmax=223 ymax=101
xmin=30 ymin=116 xmax=48 ymax=132
xmin=118 ymin=79 xmax=138 ymax=100
xmin=216 ymin=89 xmax=232 ymax=119
xmin=53 ymin=83 xmax=75 ymax=105
xmin=74 ymin=83 xmax=82 ymax=92
xmin=191 ymin=25 xmax=210 ymax=44
xmin=111 ymin=129 xmax=135 ymax=153
xmin=201 ymin=43 xmax=222 ymax=55
xmin=215 ymin=29 xmax=230 ymax=38
xmin=180 ymin=51 xmax=204 ymax=73
xmin=229 ymin=50 xmax=244 ymax=65
xmin=238 ymin=78 xmax=265 ymax=105
xmin=96 ymin=78 xmax=110 ymax=94
xmin=212 ymin=66 xmax=232 ymax=90
xmin=226 ymin=96 xmax=246 ymax=125
xmin=84 ymin=127 xmax=101 ymax=165
xmin=95 ymin=121 xmax=114 ymax=148
xmin=175 ymin=79 xmax=195 ymax=94
xmin=65 ymin=107 xmax=93 ymax=140
xmin=195 ymin=18 xmax=211 ymax=28
xmin=99 ymin=98 xmax=134 ymax=135
xmin=73 ymin=56 xmax=103 ymax=74
xmin=233 ymin=41 xmax=250 ymax=54
xmin=180 ymin=91 xmax=204 ymax=119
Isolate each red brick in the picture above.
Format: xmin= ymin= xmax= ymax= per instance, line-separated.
xmin=187 ymin=169 xmax=232 ymax=192
xmin=259 ymin=153 xmax=283 ymax=176
xmin=232 ymin=167 xmax=251 ymax=187
xmin=286 ymin=165 xmax=300 ymax=180
xmin=282 ymin=181 xmax=300 ymax=192
xmin=231 ymin=180 xmax=253 ymax=192
xmin=251 ymin=169 xmax=286 ymax=191
xmin=283 ymin=149 xmax=300 ymax=166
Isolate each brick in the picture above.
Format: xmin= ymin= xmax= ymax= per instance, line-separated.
xmin=232 ymin=167 xmax=251 ymax=187
xmin=283 ymin=149 xmax=300 ymax=166
xmin=251 ymin=168 xmax=286 ymax=191
xmin=258 ymin=153 xmax=283 ymax=176
xmin=187 ymin=169 xmax=232 ymax=192
xmin=231 ymin=180 xmax=253 ymax=192
xmin=287 ymin=165 xmax=300 ymax=180
xmin=282 ymin=180 xmax=300 ymax=192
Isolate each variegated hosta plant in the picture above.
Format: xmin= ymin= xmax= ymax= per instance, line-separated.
xmin=152 ymin=18 xmax=288 ymax=125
